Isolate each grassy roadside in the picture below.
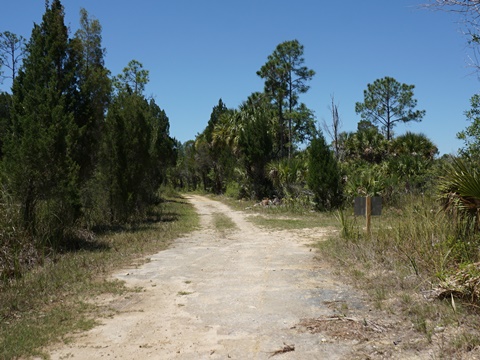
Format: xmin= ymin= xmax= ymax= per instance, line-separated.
xmin=0 ymin=193 xmax=198 ymax=360
xmin=314 ymin=214 xmax=480 ymax=357
xmin=216 ymin=195 xmax=338 ymax=230
xmin=218 ymin=194 xmax=480 ymax=358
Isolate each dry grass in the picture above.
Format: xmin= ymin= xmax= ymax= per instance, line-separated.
xmin=0 ymin=193 xmax=198 ymax=359
xmin=316 ymin=194 xmax=480 ymax=358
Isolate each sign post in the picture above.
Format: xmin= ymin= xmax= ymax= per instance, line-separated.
xmin=354 ymin=196 xmax=382 ymax=235
xmin=365 ymin=195 xmax=371 ymax=235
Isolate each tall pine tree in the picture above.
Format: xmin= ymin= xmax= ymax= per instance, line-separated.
xmin=72 ymin=8 xmax=111 ymax=184
xmin=4 ymin=0 xmax=79 ymax=240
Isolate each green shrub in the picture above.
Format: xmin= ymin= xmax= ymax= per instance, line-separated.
xmin=307 ymin=133 xmax=343 ymax=210
xmin=225 ymin=181 xmax=242 ymax=199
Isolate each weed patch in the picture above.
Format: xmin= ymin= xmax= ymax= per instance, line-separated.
xmin=212 ymin=212 xmax=237 ymax=233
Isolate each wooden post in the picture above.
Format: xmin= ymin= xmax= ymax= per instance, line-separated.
xmin=366 ymin=195 xmax=371 ymax=235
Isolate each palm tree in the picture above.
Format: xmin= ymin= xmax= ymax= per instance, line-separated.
xmin=337 ymin=128 xmax=387 ymax=164
xmin=212 ymin=93 xmax=275 ymax=199
xmin=391 ymin=132 xmax=438 ymax=160
xmin=438 ymin=156 xmax=480 ymax=234
xmin=267 ymin=156 xmax=307 ymax=198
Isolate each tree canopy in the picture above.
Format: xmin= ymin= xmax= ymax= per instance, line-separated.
xmin=257 ymin=39 xmax=315 ymax=157
xmin=355 ymin=76 xmax=425 ymax=141
xmin=458 ymin=93 xmax=480 ymax=159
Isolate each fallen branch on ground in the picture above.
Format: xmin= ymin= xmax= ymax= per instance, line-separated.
xmin=269 ymin=342 xmax=295 ymax=357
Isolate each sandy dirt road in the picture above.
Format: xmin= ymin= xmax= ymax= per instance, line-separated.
xmin=46 ymin=195 xmax=421 ymax=359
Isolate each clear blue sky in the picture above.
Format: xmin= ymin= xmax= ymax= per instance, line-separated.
xmin=1 ymin=0 xmax=479 ymax=155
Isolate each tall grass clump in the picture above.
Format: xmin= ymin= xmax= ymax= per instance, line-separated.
xmin=317 ymin=193 xmax=472 ymax=304
xmin=316 ymin=193 xmax=480 ymax=356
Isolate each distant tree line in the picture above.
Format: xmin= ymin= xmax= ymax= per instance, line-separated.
xmin=171 ymin=39 xmax=436 ymax=211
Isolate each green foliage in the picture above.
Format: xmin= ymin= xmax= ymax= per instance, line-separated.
xmin=96 ymin=90 xmax=173 ymax=223
xmin=205 ymin=98 xmax=227 ymax=144
xmin=257 ymin=39 xmax=315 ymax=157
xmin=307 ymin=132 xmax=343 ymax=210
xmin=438 ymin=156 xmax=480 ymax=235
xmin=224 ymin=181 xmax=242 ymax=199
xmin=188 ymin=99 xmax=235 ymax=194
xmin=210 ymin=93 xmax=275 ymax=198
xmin=338 ymin=125 xmax=388 ymax=164
xmin=72 ymin=8 xmax=112 ymax=185
xmin=207 ymin=99 xmax=233 ymax=194
xmin=342 ymin=162 xmax=391 ymax=201
xmin=267 ymin=156 xmax=307 ymax=199
xmin=355 ymin=76 xmax=425 ymax=141
xmin=0 ymin=91 xmax=12 ymax=158
xmin=113 ymin=59 xmax=149 ymax=95
xmin=3 ymin=0 xmax=80 ymax=242
xmin=391 ymin=132 xmax=438 ymax=160
xmin=172 ymin=140 xmax=200 ymax=190
xmin=458 ymin=93 xmax=480 ymax=159
xmin=337 ymin=127 xmax=439 ymax=204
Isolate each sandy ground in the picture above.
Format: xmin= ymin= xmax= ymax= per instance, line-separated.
xmin=45 ymin=195 xmax=435 ymax=359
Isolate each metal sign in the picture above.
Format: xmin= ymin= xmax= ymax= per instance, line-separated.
xmin=354 ymin=196 xmax=382 ymax=216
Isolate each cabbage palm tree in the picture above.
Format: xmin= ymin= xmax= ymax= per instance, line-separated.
xmin=267 ymin=156 xmax=307 ymax=197
xmin=438 ymin=157 xmax=480 ymax=233
xmin=391 ymin=132 xmax=438 ymax=160
xmin=212 ymin=94 xmax=275 ymax=198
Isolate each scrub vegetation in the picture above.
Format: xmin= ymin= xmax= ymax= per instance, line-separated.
xmin=2 ymin=0 xmax=480 ymax=358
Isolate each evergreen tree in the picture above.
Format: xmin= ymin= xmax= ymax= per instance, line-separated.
xmin=237 ymin=95 xmax=274 ymax=197
xmin=96 ymin=61 xmax=174 ymax=223
xmin=194 ymin=99 xmax=233 ymax=194
xmin=72 ymin=8 xmax=111 ymax=184
xmin=145 ymin=98 xmax=176 ymax=193
xmin=0 ymin=92 xmax=12 ymax=159
xmin=458 ymin=93 xmax=480 ymax=159
xmin=205 ymin=98 xmax=227 ymax=144
xmin=0 ymin=31 xmax=26 ymax=85
xmin=307 ymin=132 xmax=343 ymax=210
xmin=355 ymin=76 xmax=425 ymax=141
xmin=113 ymin=59 xmax=149 ymax=95
xmin=4 ymin=0 xmax=80 ymax=239
xmin=172 ymin=140 xmax=198 ymax=190
xmin=98 ymin=91 xmax=151 ymax=222
xmin=257 ymin=40 xmax=315 ymax=157
xmin=210 ymin=93 xmax=275 ymax=198
xmin=207 ymin=99 xmax=231 ymax=193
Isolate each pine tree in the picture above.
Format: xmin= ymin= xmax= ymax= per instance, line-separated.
xmin=257 ymin=40 xmax=315 ymax=158
xmin=97 ymin=61 xmax=173 ymax=223
xmin=72 ymin=8 xmax=111 ymax=184
xmin=3 ymin=0 xmax=79 ymax=239
xmin=307 ymin=132 xmax=343 ymax=210
xmin=0 ymin=92 xmax=12 ymax=159
xmin=355 ymin=77 xmax=425 ymax=141
xmin=98 ymin=91 xmax=151 ymax=222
